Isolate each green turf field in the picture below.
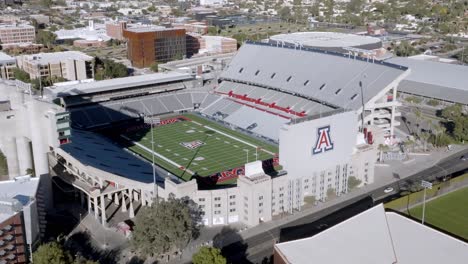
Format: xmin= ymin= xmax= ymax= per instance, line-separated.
xmin=122 ymin=113 xmax=278 ymax=182
xmin=408 ymin=187 xmax=468 ymax=240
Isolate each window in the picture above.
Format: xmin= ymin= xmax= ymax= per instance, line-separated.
xmin=286 ymin=76 xmax=292 ymax=82
xmin=259 ymin=203 xmax=263 ymax=207
xmin=229 ymin=195 xmax=236 ymax=199
xmin=259 ymin=209 xmax=263 ymax=214
xmin=215 ymin=204 xmax=221 ymax=208
xmin=200 ymin=205 xmax=205 ymax=209
xmin=244 ymin=196 xmax=248 ymax=201
xmin=239 ymin=68 xmax=244 ymax=73
xmin=335 ymin=89 xmax=342 ymax=95
xmin=304 ymin=80 xmax=309 ymax=86
xmin=271 ymin=73 xmax=276 ymax=79
xmin=319 ymin=83 xmax=326 ymax=90
xmin=214 ymin=197 xmax=221 ymax=201
xmin=255 ymin=70 xmax=260 ymax=76
xmin=214 ymin=210 xmax=221 ymax=215
xmin=230 ymin=201 xmax=236 ymax=206
xmin=230 ymin=208 xmax=236 ymax=212
xmin=259 ymin=196 xmax=263 ymax=200
xmin=351 ymin=94 xmax=358 ymax=100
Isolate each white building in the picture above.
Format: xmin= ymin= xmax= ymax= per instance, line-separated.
xmin=274 ymin=204 xmax=468 ymax=264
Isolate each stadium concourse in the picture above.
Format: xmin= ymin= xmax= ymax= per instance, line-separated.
xmin=0 ymin=42 xmax=409 ymax=228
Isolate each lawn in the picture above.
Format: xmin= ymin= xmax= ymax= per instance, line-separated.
xmin=408 ymin=187 xmax=468 ymax=240
xmin=122 ymin=114 xmax=278 ymax=182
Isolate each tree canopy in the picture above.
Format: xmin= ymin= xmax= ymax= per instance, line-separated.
xmin=94 ymin=58 xmax=128 ymax=80
xmin=347 ymin=176 xmax=362 ymax=190
xmin=192 ymin=246 xmax=227 ymax=264
xmin=33 ymin=242 xmax=72 ymax=264
xmin=131 ymin=195 xmax=203 ymax=258
xmin=33 ymin=241 xmax=98 ymax=264
xmin=36 ymin=30 xmax=57 ymax=49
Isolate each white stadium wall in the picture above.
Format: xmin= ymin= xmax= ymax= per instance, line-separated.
xmin=279 ymin=111 xmax=358 ymax=179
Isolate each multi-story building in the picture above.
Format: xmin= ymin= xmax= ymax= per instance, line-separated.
xmin=0 ymin=52 xmax=16 ymax=80
xmin=105 ymin=21 xmax=127 ymax=41
xmin=0 ymin=24 xmax=35 ymax=45
xmin=123 ymin=27 xmax=187 ymax=68
xmin=0 ymin=176 xmax=47 ymax=264
xmin=16 ymin=51 xmax=94 ymax=81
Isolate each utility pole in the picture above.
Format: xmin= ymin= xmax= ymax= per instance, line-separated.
xmin=421 ymin=180 xmax=433 ymax=225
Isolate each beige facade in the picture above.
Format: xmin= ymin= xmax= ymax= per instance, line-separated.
xmin=17 ymin=51 xmax=94 ymax=81
xmin=0 ymin=24 xmax=35 ymax=44
xmin=0 ymin=52 xmax=16 ymax=80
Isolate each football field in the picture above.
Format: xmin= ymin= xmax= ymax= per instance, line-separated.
xmin=122 ymin=113 xmax=278 ymax=182
xmin=409 ymin=187 xmax=468 ymax=240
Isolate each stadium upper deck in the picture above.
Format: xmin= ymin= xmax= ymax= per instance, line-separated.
xmin=220 ymin=42 xmax=408 ymax=112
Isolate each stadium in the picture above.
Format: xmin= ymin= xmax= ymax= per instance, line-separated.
xmin=268 ymin=32 xmax=383 ymax=53
xmin=0 ymin=41 xmax=408 ymax=227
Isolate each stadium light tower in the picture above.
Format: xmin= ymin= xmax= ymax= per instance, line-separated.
xmin=359 ymin=74 xmax=367 ymax=132
xmin=421 ymin=180 xmax=433 ymax=225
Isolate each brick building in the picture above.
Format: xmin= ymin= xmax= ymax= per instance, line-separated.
xmin=123 ymin=27 xmax=186 ymax=68
xmin=0 ymin=24 xmax=35 ymax=44
xmin=0 ymin=176 xmax=45 ymax=264
xmin=105 ymin=21 xmax=127 ymax=41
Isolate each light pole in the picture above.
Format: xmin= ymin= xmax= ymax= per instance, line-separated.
xmin=421 ymin=180 xmax=433 ymax=225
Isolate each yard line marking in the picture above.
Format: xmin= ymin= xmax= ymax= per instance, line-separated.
xmin=120 ymin=134 xmax=194 ymax=175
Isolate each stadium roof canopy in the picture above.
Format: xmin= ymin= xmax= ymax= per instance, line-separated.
xmin=269 ymin=32 xmax=382 ymax=50
xmin=274 ymin=204 xmax=468 ymax=264
xmin=60 ymin=130 xmax=181 ymax=185
xmin=46 ymin=71 xmax=193 ymax=98
xmin=387 ymin=57 xmax=468 ymax=105
xmin=220 ymin=42 xmax=407 ymax=110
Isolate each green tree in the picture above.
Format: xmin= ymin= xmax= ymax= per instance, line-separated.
xmin=13 ymin=68 xmax=31 ymax=83
xmin=33 ymin=241 xmax=72 ymax=264
xmin=150 ymin=62 xmax=159 ymax=72
xmin=453 ymin=47 xmax=468 ymax=64
xmin=326 ymin=188 xmax=337 ymax=200
xmin=192 ymin=246 xmax=226 ymax=264
xmin=279 ymin=6 xmax=292 ymax=22
xmin=131 ymin=195 xmax=203 ymax=258
xmin=94 ymin=58 xmax=128 ymax=80
xmin=40 ymin=0 xmax=52 ymax=8
xmin=394 ymin=41 xmax=420 ymax=57
xmin=347 ymin=176 xmax=362 ymax=190
xmin=36 ymin=30 xmax=57 ymax=49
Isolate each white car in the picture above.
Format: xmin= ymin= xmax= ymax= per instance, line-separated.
xmin=384 ymin=187 xmax=394 ymax=194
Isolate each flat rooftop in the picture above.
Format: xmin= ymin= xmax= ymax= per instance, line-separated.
xmin=0 ymin=176 xmax=40 ymax=223
xmin=0 ymin=24 xmax=34 ymax=29
xmin=47 ymin=71 xmax=193 ymax=97
xmin=270 ymin=32 xmax=381 ymax=48
xmin=275 ymin=204 xmax=468 ymax=264
xmin=0 ymin=52 xmax=14 ymax=61
xmin=124 ymin=26 xmax=180 ymax=33
xmin=387 ymin=57 xmax=468 ymax=104
xmin=20 ymin=51 xmax=93 ymax=65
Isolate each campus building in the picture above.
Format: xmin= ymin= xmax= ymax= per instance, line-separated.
xmin=0 ymin=52 xmax=16 ymax=80
xmin=123 ymin=27 xmax=187 ymax=68
xmin=0 ymin=176 xmax=47 ymax=264
xmin=0 ymin=24 xmax=35 ymax=45
xmin=16 ymin=51 xmax=94 ymax=81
